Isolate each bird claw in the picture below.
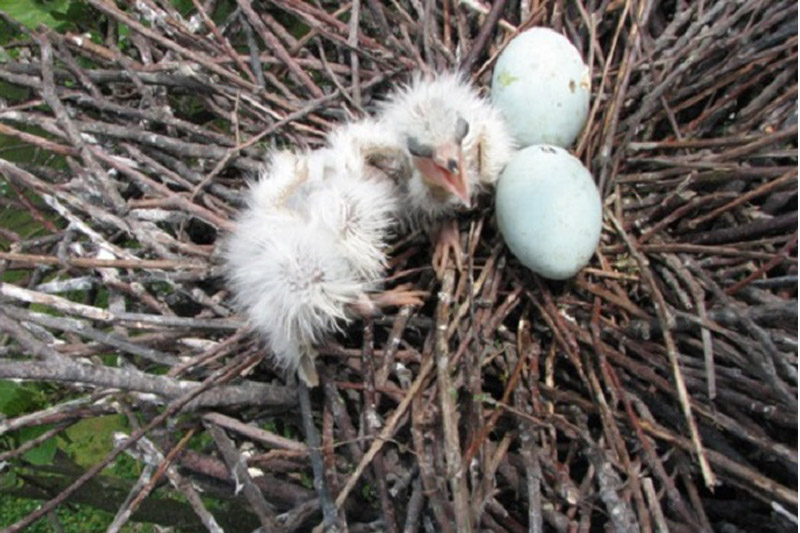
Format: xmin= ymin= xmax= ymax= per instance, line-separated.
xmin=370 ymin=284 xmax=428 ymax=310
xmin=433 ymin=220 xmax=464 ymax=278
xmin=348 ymin=287 xmax=426 ymax=318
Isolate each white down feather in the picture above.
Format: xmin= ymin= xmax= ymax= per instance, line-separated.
xmin=224 ymin=145 xmax=398 ymax=386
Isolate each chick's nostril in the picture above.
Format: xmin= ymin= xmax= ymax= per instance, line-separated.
xmin=447 ymin=159 xmax=458 ymax=173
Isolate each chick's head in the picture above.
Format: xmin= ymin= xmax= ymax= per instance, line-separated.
xmin=382 ymin=74 xmax=476 ymax=207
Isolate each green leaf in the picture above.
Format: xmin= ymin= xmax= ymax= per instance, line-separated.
xmin=0 ymin=381 xmax=37 ymax=417
xmin=2 ymin=0 xmax=73 ymax=30
xmin=19 ymin=425 xmax=58 ymax=465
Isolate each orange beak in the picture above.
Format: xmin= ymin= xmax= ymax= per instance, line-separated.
xmin=414 ymin=142 xmax=470 ymax=207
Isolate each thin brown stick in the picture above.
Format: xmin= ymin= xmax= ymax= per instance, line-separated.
xmin=609 ymin=213 xmax=716 ymax=488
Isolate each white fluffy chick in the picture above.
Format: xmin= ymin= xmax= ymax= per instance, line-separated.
xmin=377 ymin=72 xmax=515 ymax=273
xmin=224 ymin=147 xmax=398 ymax=387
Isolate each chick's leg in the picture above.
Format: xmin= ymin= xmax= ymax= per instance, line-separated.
xmin=432 ymin=219 xmax=464 ymax=278
xmin=349 ymin=286 xmax=427 ymax=318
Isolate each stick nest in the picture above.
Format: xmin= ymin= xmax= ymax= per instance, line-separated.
xmin=0 ymin=1 xmax=796 ymax=532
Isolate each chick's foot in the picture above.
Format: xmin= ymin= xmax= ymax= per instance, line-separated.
xmin=372 ymin=284 xmax=428 ymax=309
xmin=349 ymin=286 xmax=427 ymax=318
xmin=432 ymin=219 xmax=464 ymax=278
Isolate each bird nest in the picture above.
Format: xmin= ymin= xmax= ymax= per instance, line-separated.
xmin=0 ymin=1 xmax=796 ymax=531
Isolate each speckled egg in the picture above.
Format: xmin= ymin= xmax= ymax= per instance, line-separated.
xmin=491 ymin=27 xmax=590 ymax=148
xmin=495 ymin=145 xmax=602 ymax=279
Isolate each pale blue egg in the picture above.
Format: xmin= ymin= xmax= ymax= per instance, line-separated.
xmin=491 ymin=27 xmax=590 ymax=148
xmin=496 ymin=145 xmax=602 ymax=279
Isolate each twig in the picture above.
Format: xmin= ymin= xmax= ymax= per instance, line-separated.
xmin=205 ymin=421 xmax=283 ymax=532
xmin=299 ymin=382 xmax=340 ymax=531
xmin=360 ymin=317 xmax=399 ymax=533
xmin=459 ymin=0 xmax=508 ymax=73
xmin=2 ymin=350 xmax=257 ymax=533
xmin=202 ymin=412 xmax=308 ymax=452
xmin=640 ymin=419 xmax=797 ymax=507
xmin=108 ymin=430 xmax=203 ymax=533
xmin=402 ymin=477 xmax=425 ymax=533
xmin=435 ymin=268 xmax=472 ymax=533
xmin=2 ymin=305 xmax=180 ymax=366
xmin=37 ymin=33 xmax=127 ymax=214
xmin=333 ymin=343 xmax=435 ymax=510
xmin=0 ymin=251 xmax=206 ymax=270
xmin=609 ymin=213 xmax=717 ymax=488
xmin=725 ymin=230 xmax=798 ymax=295
xmin=236 ymin=0 xmax=323 ymax=98
xmin=0 ymin=422 xmax=71 ymax=462
xmin=348 ymin=0 xmax=362 ymax=107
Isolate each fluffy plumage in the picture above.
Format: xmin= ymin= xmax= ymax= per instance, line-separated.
xmin=378 ymin=72 xmax=515 ymax=227
xmin=326 ymin=119 xmax=411 ymax=187
xmin=224 ymin=147 xmax=398 ymax=386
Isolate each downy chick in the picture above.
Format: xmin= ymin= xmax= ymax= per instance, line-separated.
xmin=224 ymin=147 xmax=399 ymax=386
xmin=378 ymin=72 xmax=515 ymax=274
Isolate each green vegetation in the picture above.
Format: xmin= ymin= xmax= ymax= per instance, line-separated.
xmin=2 ymin=0 xmax=76 ymax=31
xmin=0 ymin=494 xmax=117 ymax=533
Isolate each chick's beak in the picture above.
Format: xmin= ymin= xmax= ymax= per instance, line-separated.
xmin=416 ymin=142 xmax=470 ymax=207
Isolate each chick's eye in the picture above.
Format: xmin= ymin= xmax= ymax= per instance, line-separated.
xmin=407 ymin=137 xmax=434 ymax=158
xmin=455 ymin=117 xmax=469 ymax=143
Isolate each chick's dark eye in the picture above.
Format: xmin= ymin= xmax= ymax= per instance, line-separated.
xmin=407 ymin=137 xmax=434 ymax=158
xmin=455 ymin=117 xmax=469 ymax=143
